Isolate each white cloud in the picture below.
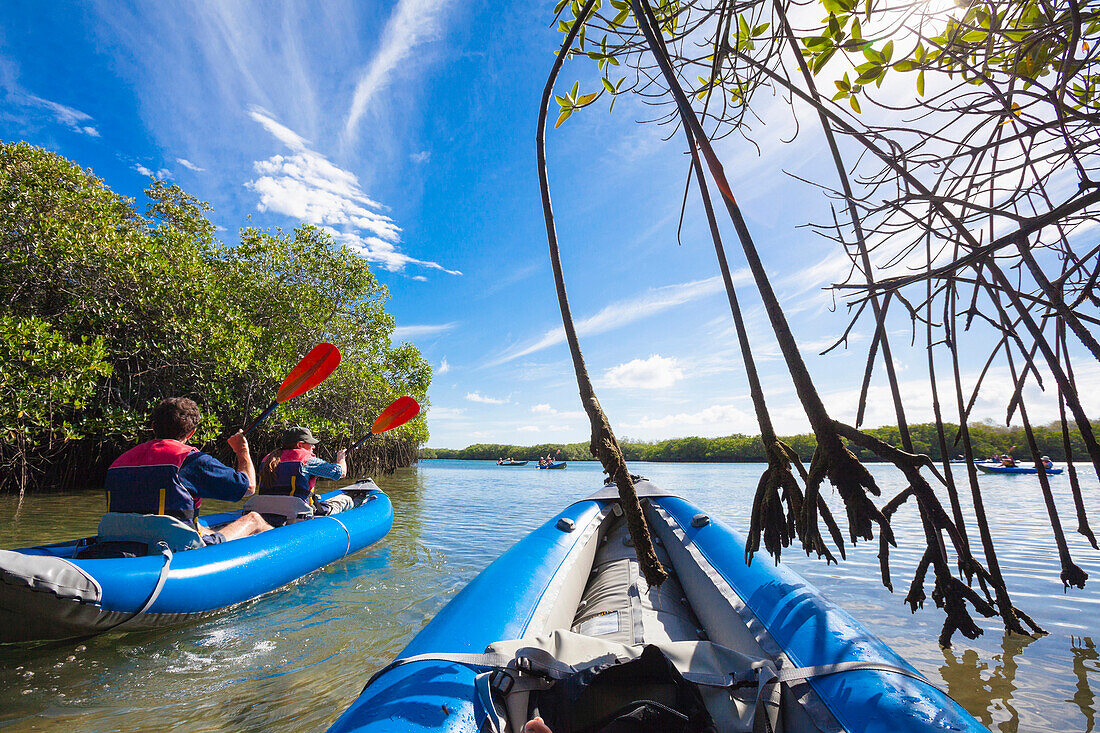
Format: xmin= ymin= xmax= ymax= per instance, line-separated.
xmin=134 ymin=164 xmax=171 ymax=179
xmin=438 ymin=357 xmax=451 ymax=375
xmin=392 ymin=322 xmax=458 ymax=341
xmin=342 ymin=0 xmax=452 ymax=144
xmin=602 ymin=355 xmax=683 ymax=389
xmin=517 ymin=425 xmax=540 ymax=433
xmin=466 ymin=391 xmax=506 ymax=404
xmin=412 ymin=275 xmax=428 ymax=282
xmin=488 ymin=275 xmax=735 ymax=365
xmin=532 ymin=403 xmax=555 ymax=414
xmin=176 ymin=157 xmax=205 ymax=172
xmin=246 ymin=107 xmax=461 ymax=275
xmin=410 ymin=150 xmax=430 ymax=164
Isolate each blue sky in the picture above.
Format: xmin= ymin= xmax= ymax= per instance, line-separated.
xmin=2 ymin=1 xmax=1090 ymax=449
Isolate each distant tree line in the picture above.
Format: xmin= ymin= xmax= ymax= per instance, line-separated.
xmin=1 ymin=141 xmax=431 ymax=493
xmin=422 ymin=421 xmax=1094 ymax=464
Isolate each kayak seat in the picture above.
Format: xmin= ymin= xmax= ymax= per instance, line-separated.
xmin=94 ymin=512 xmax=204 ymax=553
xmin=243 ymin=495 xmax=313 ymax=527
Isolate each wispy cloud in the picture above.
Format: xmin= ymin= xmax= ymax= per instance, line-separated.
xmin=466 ymin=391 xmax=506 ymax=404
xmin=428 ymin=406 xmax=465 ymax=420
xmin=342 ymin=0 xmax=452 ymax=146
xmin=624 ymin=403 xmax=756 ymax=437
xmin=438 ymin=357 xmax=451 ymax=375
xmin=487 ymin=276 xmax=731 ymax=366
xmin=410 ymin=150 xmax=430 ymax=164
xmin=26 ymin=94 xmax=101 ymax=137
xmin=246 ymin=107 xmax=461 ymax=275
xmin=176 ymin=157 xmax=205 ymax=172
xmin=532 ymin=403 xmax=585 ymax=419
xmin=392 ymin=321 xmax=459 ymax=341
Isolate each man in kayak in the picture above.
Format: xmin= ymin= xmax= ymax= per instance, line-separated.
xmin=104 ymin=397 xmax=273 ymax=545
xmin=254 ymin=426 xmax=354 ymax=524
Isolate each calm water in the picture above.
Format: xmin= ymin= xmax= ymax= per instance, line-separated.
xmin=1 ymin=460 xmax=1098 ymax=732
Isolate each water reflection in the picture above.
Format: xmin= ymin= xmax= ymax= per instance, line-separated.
xmin=1071 ymin=636 xmax=1098 ymax=732
xmin=940 ymin=633 xmax=1037 ymax=731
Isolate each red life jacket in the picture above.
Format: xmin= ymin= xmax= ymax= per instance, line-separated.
xmin=104 ymin=440 xmax=199 ymax=520
xmin=259 ymin=447 xmax=317 ymax=503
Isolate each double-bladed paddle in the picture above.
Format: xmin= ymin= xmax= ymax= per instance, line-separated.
xmin=347 ymin=396 xmax=420 ymax=452
xmin=242 ymin=343 xmax=343 ymax=436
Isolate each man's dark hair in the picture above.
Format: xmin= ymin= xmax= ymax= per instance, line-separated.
xmin=151 ymin=397 xmax=201 ymax=440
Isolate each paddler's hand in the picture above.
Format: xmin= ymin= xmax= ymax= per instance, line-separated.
xmin=228 ymin=429 xmax=258 ymax=492
xmin=335 ymin=447 xmax=348 ymax=479
xmin=524 ymin=719 xmax=552 ymax=733
xmin=227 ymin=429 xmax=250 ymax=456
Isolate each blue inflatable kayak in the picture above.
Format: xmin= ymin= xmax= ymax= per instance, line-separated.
xmin=976 ymin=464 xmax=1063 ymax=475
xmin=329 ymin=480 xmax=984 ymax=733
xmin=0 ymin=481 xmax=392 ymax=643
xmin=538 ymin=461 xmax=567 ymax=469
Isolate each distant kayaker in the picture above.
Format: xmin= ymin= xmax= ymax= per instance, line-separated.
xmin=255 ymin=426 xmax=353 ymax=524
xmin=1041 ymin=456 xmax=1054 ymax=470
xmin=104 ymin=397 xmax=272 ymax=546
xmin=1001 ymin=454 xmax=1017 ymax=468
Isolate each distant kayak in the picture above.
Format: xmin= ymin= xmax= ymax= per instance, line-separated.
xmin=0 ymin=483 xmax=391 ymax=643
xmin=977 ymin=464 xmax=1064 ymax=475
xmin=498 ymin=461 xmax=528 ymax=466
xmin=538 ymin=461 xmax=567 ymax=470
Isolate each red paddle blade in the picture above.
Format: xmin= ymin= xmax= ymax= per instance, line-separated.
xmin=276 ymin=343 xmax=342 ymax=403
xmin=371 ymin=396 xmax=420 ymax=434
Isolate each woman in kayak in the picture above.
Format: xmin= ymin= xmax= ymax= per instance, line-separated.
xmin=255 ymin=426 xmax=353 ymax=524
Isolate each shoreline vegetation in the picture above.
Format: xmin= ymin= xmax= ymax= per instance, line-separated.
xmin=1 ymin=142 xmax=430 ymax=493
xmin=421 ymin=420 xmax=1095 ymax=464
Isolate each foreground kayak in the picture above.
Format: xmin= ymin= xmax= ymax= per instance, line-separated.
xmin=538 ymin=461 xmax=566 ymax=469
xmin=0 ymin=481 xmax=392 ymax=643
xmin=329 ymin=480 xmax=983 ymax=733
xmin=976 ymin=464 xmax=1063 ymax=475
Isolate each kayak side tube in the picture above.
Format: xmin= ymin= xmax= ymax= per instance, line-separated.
xmin=0 ymin=484 xmax=392 ymax=643
xmin=652 ymin=496 xmax=983 ymax=733
xmin=328 ymin=499 xmax=605 ymax=733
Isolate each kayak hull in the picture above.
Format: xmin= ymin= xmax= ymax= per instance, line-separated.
xmin=537 ymin=462 xmax=566 ymax=469
xmin=976 ymin=464 xmax=1063 ymax=475
xmin=0 ymin=482 xmax=392 ymax=643
xmin=329 ymin=484 xmax=984 ymax=733
xmin=498 ymin=461 xmax=528 ymax=466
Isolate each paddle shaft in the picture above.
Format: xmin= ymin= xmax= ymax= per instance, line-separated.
xmin=348 ymin=433 xmax=374 ymax=453
xmin=242 ymin=401 xmax=278 ymax=437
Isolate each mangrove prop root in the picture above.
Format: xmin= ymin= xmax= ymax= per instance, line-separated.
xmin=538 ymin=0 xmax=666 ymax=588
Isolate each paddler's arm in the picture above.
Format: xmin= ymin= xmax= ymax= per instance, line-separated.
xmin=227 ymin=429 xmax=257 ymax=496
xmin=303 ymin=450 xmax=347 ymax=481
